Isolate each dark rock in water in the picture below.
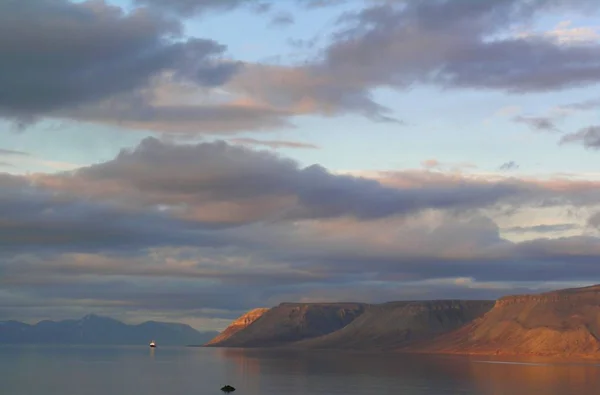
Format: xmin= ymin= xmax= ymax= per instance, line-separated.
xmin=221 ymin=385 xmax=236 ymax=393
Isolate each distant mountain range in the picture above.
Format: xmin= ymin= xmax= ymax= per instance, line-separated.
xmin=0 ymin=314 xmax=218 ymax=346
xmin=206 ymin=285 xmax=600 ymax=358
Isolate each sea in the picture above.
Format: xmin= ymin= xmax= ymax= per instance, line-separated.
xmin=1 ymin=345 xmax=600 ymax=395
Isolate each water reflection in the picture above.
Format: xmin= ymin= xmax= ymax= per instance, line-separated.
xmin=216 ymin=348 xmax=600 ymax=395
xmin=2 ymin=346 xmax=599 ymax=395
xmin=467 ymin=357 xmax=600 ymax=395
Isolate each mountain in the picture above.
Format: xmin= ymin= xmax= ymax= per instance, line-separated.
xmin=405 ymin=285 xmax=600 ymax=357
xmin=0 ymin=314 xmax=218 ymax=346
xmin=206 ymin=285 xmax=600 ymax=357
xmin=205 ymin=303 xmax=367 ymax=347
xmin=292 ymin=300 xmax=494 ymax=350
xmin=205 ymin=300 xmax=493 ymax=349
xmin=205 ymin=308 xmax=269 ymax=346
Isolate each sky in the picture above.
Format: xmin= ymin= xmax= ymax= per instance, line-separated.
xmin=1 ymin=0 xmax=600 ymax=331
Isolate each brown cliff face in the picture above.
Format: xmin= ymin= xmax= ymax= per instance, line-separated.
xmin=205 ymin=308 xmax=269 ymax=346
xmin=407 ymin=285 xmax=600 ymax=357
xmin=205 ymin=300 xmax=493 ymax=349
xmin=206 ymin=303 xmax=367 ymax=347
xmin=293 ymin=300 xmax=494 ymax=350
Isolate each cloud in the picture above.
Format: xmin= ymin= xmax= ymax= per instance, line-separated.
xmin=270 ymin=12 xmax=295 ymax=27
xmin=228 ymin=63 xmax=401 ymax=122
xmin=229 ymin=138 xmax=319 ymax=149
xmin=559 ymin=126 xmax=600 ymax=149
xmin=0 ymin=173 xmax=232 ymax=253
xmin=503 ymin=223 xmax=579 ymax=233
xmin=0 ymin=148 xmax=29 ymax=157
xmin=36 ymin=137 xmax=550 ymax=225
xmin=421 ymin=159 xmax=441 ymax=169
xmin=587 ymin=212 xmax=600 ymax=228
xmin=227 ymin=0 xmax=600 ymax=121
xmin=134 ymin=0 xmax=341 ymax=16
xmin=513 ymin=116 xmax=560 ymax=132
xmin=517 ymin=20 xmax=600 ymax=45
xmin=65 ymin=93 xmax=291 ymax=135
xmin=2 ymin=137 xmax=598 ymax=255
xmin=23 ymin=137 xmax=600 ymax=232
xmin=2 ymin=210 xmax=599 ymax=328
xmin=8 ymin=0 xmax=600 ymax=132
xmin=559 ymin=97 xmax=600 ymax=111
xmin=4 ymin=139 xmax=600 ymax=324
xmin=0 ymin=0 xmax=239 ymax=127
xmin=499 ymin=161 xmax=519 ymax=171
xmin=133 ymin=0 xmax=259 ymax=16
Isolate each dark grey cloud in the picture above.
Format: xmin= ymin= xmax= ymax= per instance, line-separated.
xmin=9 ymin=0 xmax=598 ymax=130
xmin=2 ymin=136 xmax=596 ymax=255
xmin=28 ymin=137 xmax=600 ymax=229
xmin=62 ymin=137 xmax=539 ymax=222
xmin=0 ymin=0 xmax=238 ymax=123
xmin=513 ymin=116 xmax=560 ymax=132
xmin=326 ymin=0 xmax=600 ymax=94
xmin=0 ymin=138 xmax=534 ymax=258
xmin=2 ymin=222 xmax=598 ymax=328
xmin=134 ymin=0 xmax=258 ymax=15
xmin=0 ymin=174 xmax=230 ymax=253
xmin=559 ymin=126 xmax=600 ymax=149
xmin=134 ymin=0 xmax=342 ymax=15
xmin=232 ymin=0 xmax=600 ymax=120
xmin=499 ymin=161 xmax=519 ymax=171
xmin=267 ymin=222 xmax=600 ymax=285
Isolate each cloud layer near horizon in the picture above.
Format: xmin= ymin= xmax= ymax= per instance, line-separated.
xmin=2 ymin=138 xmax=600 ymax=328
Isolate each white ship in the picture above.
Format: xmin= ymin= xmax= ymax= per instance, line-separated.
xmin=149 ymin=340 xmax=156 ymax=348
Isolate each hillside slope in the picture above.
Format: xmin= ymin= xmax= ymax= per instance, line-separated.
xmin=407 ymin=285 xmax=600 ymax=357
xmin=293 ymin=300 xmax=494 ymax=350
xmin=205 ymin=303 xmax=366 ymax=347
xmin=205 ymin=308 xmax=269 ymax=346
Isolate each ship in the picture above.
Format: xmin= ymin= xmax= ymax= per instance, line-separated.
xmin=149 ymin=340 xmax=156 ymax=348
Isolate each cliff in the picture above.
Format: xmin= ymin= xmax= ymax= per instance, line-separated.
xmin=293 ymin=300 xmax=493 ymax=350
xmin=205 ymin=303 xmax=366 ymax=347
xmin=406 ymin=285 xmax=600 ymax=357
xmin=206 ymin=285 xmax=600 ymax=357
xmin=205 ymin=308 xmax=269 ymax=346
xmin=206 ymin=300 xmax=493 ymax=349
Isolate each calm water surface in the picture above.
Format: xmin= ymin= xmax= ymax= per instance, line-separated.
xmin=1 ymin=345 xmax=600 ymax=395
